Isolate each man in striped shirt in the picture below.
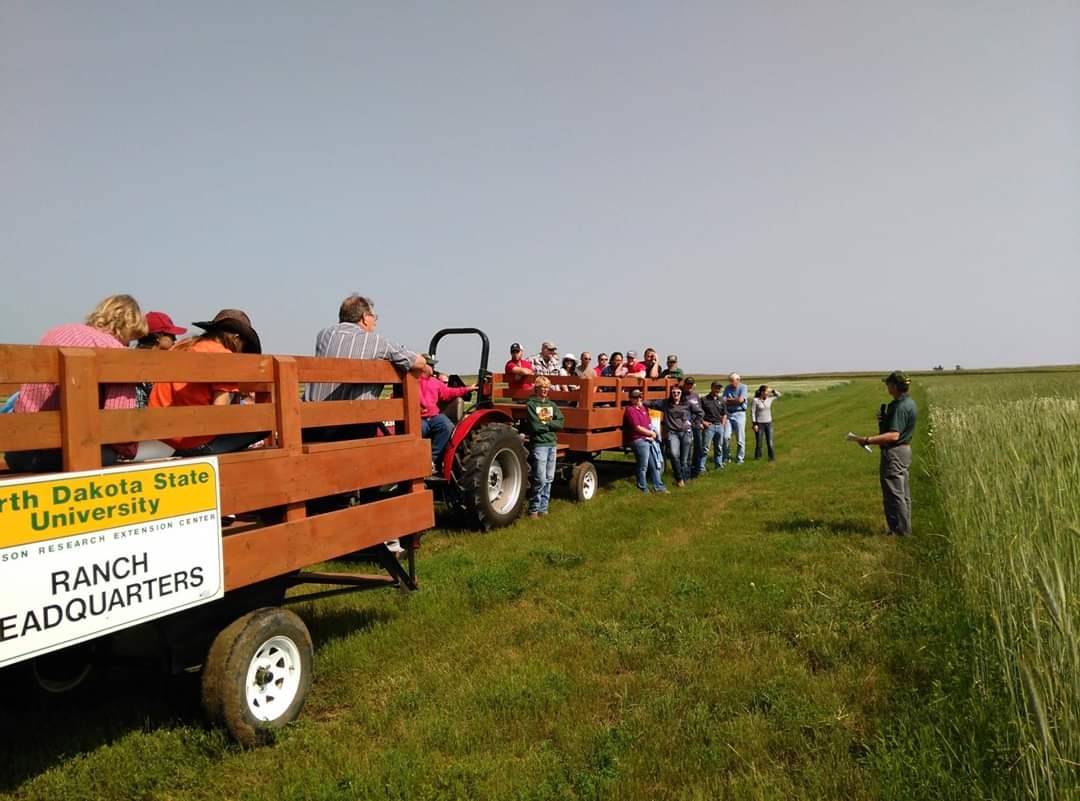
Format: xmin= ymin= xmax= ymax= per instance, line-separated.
xmin=306 ymin=294 xmax=426 ymax=403
xmin=528 ymin=341 xmax=561 ymax=377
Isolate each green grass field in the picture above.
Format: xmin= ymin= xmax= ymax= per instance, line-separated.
xmin=2 ymin=373 xmax=1076 ymax=800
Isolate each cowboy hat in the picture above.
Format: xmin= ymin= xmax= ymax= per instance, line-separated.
xmin=192 ymin=309 xmax=262 ymax=354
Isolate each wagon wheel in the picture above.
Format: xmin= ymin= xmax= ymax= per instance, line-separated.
xmin=569 ymin=461 xmax=598 ymax=502
xmin=27 ymin=639 xmax=105 ymax=695
xmin=452 ymin=422 xmax=528 ymax=530
xmin=201 ymin=607 xmax=313 ymax=747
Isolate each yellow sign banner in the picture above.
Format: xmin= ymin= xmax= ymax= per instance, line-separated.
xmin=0 ymin=463 xmax=218 ymax=548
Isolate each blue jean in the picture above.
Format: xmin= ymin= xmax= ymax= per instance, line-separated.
xmin=421 ymin=414 xmax=454 ymax=467
xmin=698 ymin=422 xmax=727 ymax=473
xmin=666 ymin=430 xmax=692 ymax=482
xmin=173 ymin=432 xmax=269 ymax=457
xmin=529 ymin=445 xmax=557 ymax=513
xmin=724 ymin=412 xmax=746 ymax=464
xmin=631 ymin=438 xmax=665 ymax=491
xmin=754 ymin=421 xmax=775 ymax=460
xmin=689 ymin=427 xmax=704 ymax=478
xmin=5 ymin=446 xmax=121 ymax=473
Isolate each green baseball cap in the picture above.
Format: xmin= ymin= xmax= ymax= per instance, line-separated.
xmin=883 ymin=370 xmax=910 ymax=387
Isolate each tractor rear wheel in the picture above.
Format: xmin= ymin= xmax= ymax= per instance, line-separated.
xmin=452 ymin=423 xmax=528 ymax=530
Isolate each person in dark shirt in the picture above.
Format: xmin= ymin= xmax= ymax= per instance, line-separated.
xmin=682 ymin=376 xmax=706 ymax=478
xmin=646 ymin=385 xmax=702 ymax=487
xmin=699 ymin=381 xmax=729 ymax=473
xmin=856 ymin=371 xmax=918 ymax=535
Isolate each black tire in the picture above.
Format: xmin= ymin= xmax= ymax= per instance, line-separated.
xmin=9 ymin=639 xmax=106 ymax=698
xmin=451 ymin=422 xmax=528 ymax=530
xmin=569 ymin=461 xmax=598 ymax=502
xmin=201 ymin=607 xmax=313 ymax=747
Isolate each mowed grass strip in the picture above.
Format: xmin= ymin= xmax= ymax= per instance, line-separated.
xmin=4 ymin=380 xmax=972 ymax=800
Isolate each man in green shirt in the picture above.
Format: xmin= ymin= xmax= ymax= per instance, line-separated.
xmin=857 ymin=371 xmax=917 ymax=535
xmin=660 ymin=354 xmax=684 ymax=380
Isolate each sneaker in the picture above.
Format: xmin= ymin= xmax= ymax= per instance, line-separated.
xmin=528 ymin=512 xmax=540 ymax=519
xmin=654 ymin=486 xmax=669 ymax=493
xmin=385 ymin=539 xmax=404 ymax=554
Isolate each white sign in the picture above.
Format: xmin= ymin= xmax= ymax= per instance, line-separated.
xmin=0 ymin=458 xmax=225 ymax=668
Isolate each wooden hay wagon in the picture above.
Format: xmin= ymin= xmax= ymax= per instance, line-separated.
xmin=0 ymin=343 xmax=434 ymax=745
xmin=488 ymin=372 xmax=677 ymax=500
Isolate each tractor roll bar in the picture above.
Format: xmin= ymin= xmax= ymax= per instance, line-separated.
xmin=427 ymin=328 xmax=492 ymax=408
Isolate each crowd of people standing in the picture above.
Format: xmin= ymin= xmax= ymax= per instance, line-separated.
xmin=504 ymin=339 xmax=781 ymax=498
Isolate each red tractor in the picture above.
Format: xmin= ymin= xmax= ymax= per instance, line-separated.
xmin=424 ymin=328 xmax=529 ymax=530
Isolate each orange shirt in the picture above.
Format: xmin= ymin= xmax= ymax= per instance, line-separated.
xmin=148 ymin=339 xmax=240 ymax=450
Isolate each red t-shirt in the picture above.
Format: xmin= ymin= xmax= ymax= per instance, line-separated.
xmin=149 ymin=339 xmax=240 ymax=450
xmin=505 ymin=357 xmax=534 ymax=399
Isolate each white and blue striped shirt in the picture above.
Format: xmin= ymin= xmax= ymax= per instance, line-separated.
xmin=306 ymin=322 xmax=418 ymax=402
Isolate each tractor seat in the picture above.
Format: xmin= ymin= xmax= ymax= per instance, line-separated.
xmin=441 ymin=396 xmax=465 ymax=424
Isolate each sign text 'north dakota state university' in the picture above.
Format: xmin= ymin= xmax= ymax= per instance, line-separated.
xmin=0 ymin=458 xmax=225 ymax=668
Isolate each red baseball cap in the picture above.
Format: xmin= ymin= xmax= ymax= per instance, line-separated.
xmin=145 ymin=311 xmax=187 ymax=336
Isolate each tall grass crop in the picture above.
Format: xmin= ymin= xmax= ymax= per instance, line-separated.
xmin=925 ymin=372 xmax=1080 ymax=800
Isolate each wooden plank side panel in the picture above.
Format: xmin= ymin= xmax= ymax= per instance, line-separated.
xmin=0 ymin=411 xmax=61 ymax=451
xmin=223 ymin=491 xmax=434 ymax=590
xmin=486 ymin=373 xmax=672 ymax=408
xmin=559 ymin=407 xmax=625 ymax=430
xmin=273 ymin=356 xmax=302 ymax=453
xmin=217 ymin=437 xmax=431 ymax=513
xmin=299 ymin=398 xmax=404 ymax=429
xmin=292 ymin=356 xmax=403 ymax=384
xmin=95 ymin=350 xmax=274 ymax=383
xmin=0 ymin=345 xmax=61 ymax=384
xmin=59 ymin=349 xmax=103 ymax=471
xmin=558 ymin=430 xmax=625 ymax=452
xmin=399 ymin=373 xmax=422 ymax=437
xmin=100 ymin=404 xmax=277 ymax=444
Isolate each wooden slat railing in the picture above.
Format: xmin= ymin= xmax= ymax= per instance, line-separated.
xmin=0 ymin=343 xmax=435 ymax=592
xmin=483 ymin=372 xmax=676 ymax=454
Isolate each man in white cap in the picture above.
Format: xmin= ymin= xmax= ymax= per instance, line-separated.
xmin=722 ymin=372 xmax=749 ymax=464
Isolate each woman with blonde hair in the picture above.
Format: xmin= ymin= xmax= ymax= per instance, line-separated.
xmin=6 ymin=294 xmax=148 ymax=471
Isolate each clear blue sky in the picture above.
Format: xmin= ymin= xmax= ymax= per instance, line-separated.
xmin=2 ymin=1 xmax=1077 ymax=374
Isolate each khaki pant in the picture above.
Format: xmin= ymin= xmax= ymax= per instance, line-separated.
xmin=879 ymin=445 xmax=912 ymax=535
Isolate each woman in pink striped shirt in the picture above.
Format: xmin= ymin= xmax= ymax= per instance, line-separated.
xmin=7 ymin=294 xmax=147 ymax=472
